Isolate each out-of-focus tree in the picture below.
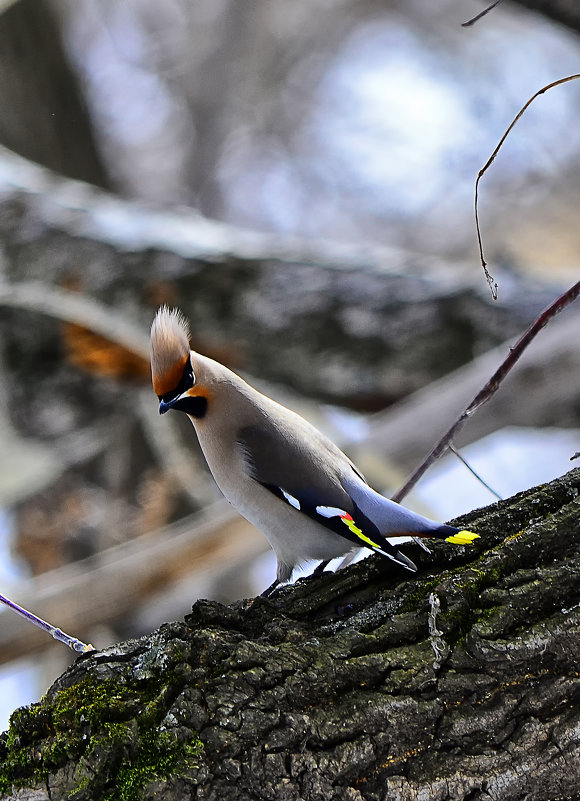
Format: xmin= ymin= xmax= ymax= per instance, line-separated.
xmin=2 ymin=0 xmax=579 ymax=257
xmin=0 ymin=0 xmax=109 ymax=187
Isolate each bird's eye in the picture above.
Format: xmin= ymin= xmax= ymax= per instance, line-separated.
xmin=180 ymin=360 xmax=195 ymax=390
xmin=169 ymin=361 xmax=195 ymax=399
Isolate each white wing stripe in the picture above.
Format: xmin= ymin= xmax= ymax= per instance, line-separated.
xmin=316 ymin=505 xmax=346 ymax=518
xmin=281 ymin=489 xmax=301 ymax=510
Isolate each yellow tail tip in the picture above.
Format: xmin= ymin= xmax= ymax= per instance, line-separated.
xmin=445 ymin=530 xmax=480 ymax=545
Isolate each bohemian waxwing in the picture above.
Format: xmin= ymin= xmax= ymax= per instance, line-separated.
xmin=150 ymin=307 xmax=479 ymax=596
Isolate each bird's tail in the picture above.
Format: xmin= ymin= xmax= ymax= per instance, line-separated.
xmin=422 ymin=523 xmax=480 ymax=545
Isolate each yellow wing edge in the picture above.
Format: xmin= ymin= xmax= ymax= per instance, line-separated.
xmin=445 ymin=530 xmax=480 ymax=545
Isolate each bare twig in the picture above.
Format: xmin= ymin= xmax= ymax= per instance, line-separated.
xmin=392 ymin=282 xmax=580 ymax=503
xmin=449 ymin=444 xmax=503 ymax=501
xmin=0 ymin=591 xmax=94 ymax=653
xmin=462 ymin=0 xmax=505 ymax=28
xmin=474 ymin=74 xmax=580 ymax=300
xmin=0 ymin=505 xmax=264 ymax=664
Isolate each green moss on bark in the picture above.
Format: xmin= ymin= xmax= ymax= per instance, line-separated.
xmin=0 ymin=655 xmax=203 ymax=799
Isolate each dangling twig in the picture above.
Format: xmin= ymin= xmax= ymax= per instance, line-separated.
xmin=449 ymin=444 xmax=503 ymax=500
xmin=474 ymin=74 xmax=580 ymax=300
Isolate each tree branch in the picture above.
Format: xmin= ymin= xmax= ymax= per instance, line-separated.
xmin=391 ymin=281 xmax=580 ymax=503
xmin=1 ymin=467 xmax=579 ymax=800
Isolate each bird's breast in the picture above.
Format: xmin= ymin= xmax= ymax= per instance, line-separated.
xmin=190 ymin=419 xmax=351 ymax=566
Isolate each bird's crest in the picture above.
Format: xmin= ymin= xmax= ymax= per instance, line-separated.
xmin=150 ymin=306 xmax=191 ymax=397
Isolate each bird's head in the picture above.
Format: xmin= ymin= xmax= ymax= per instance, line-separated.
xmin=150 ymin=306 xmax=208 ymax=418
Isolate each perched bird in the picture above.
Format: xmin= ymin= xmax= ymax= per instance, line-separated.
xmin=151 ymin=307 xmax=479 ymax=596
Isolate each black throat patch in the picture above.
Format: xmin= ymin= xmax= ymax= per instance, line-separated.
xmin=169 ymin=394 xmax=208 ymax=418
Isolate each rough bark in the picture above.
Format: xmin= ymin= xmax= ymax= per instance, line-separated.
xmin=1 ymin=467 xmax=579 ymax=801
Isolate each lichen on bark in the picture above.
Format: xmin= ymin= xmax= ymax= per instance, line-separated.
xmin=1 ymin=468 xmax=580 ymax=801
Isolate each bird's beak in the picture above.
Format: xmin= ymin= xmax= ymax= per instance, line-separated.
xmin=159 ymin=394 xmax=184 ymax=415
xmin=159 ymin=398 xmax=174 ymax=415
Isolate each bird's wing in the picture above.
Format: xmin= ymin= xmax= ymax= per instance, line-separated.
xmin=237 ymin=423 xmax=417 ymax=571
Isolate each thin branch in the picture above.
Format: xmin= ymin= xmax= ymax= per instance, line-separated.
xmin=0 ymin=591 xmax=94 ymax=653
xmin=474 ymin=74 xmax=580 ymax=300
xmin=392 ymin=282 xmax=580 ymax=503
xmin=449 ymin=444 xmax=503 ymax=500
xmin=462 ymin=0 xmax=505 ymax=28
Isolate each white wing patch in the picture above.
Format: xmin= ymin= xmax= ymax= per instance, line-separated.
xmin=281 ymin=490 xmax=301 ymax=510
xmin=316 ymin=505 xmax=347 ymax=518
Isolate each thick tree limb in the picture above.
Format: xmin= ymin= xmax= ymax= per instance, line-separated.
xmin=1 ymin=467 xmax=579 ymax=800
xmin=0 ymin=145 xmax=554 ymax=407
